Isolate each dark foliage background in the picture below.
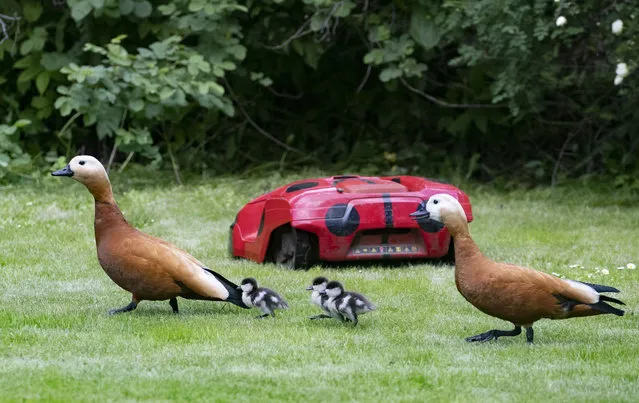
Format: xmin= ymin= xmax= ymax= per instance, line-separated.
xmin=0 ymin=0 xmax=637 ymax=187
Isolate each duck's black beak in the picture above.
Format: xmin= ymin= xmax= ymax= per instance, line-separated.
xmin=236 ymin=286 xmax=242 ymax=291
xmin=305 ymin=285 xmax=313 ymax=291
xmin=51 ymin=165 xmax=74 ymax=177
xmin=319 ymin=290 xmax=327 ymax=296
xmin=410 ymin=200 xmax=444 ymax=233
xmin=409 ymin=200 xmax=430 ymax=220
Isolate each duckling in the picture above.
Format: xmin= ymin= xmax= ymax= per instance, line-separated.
xmin=321 ymin=281 xmax=376 ymax=326
xmin=410 ymin=193 xmax=625 ymax=344
xmin=51 ymin=155 xmax=248 ymax=314
xmin=239 ymin=278 xmax=289 ymax=319
xmin=305 ymin=276 xmax=332 ymax=320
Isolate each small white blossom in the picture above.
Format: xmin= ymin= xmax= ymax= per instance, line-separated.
xmin=554 ymin=0 xmax=560 ymax=2
xmin=617 ymin=266 xmax=626 ymax=270
xmin=614 ymin=75 xmax=624 ymax=85
xmin=612 ymin=19 xmax=623 ymax=35
xmin=556 ymin=16 xmax=567 ymax=27
xmin=628 ymin=263 xmax=636 ymax=270
xmin=587 ymin=273 xmax=593 ymax=278
xmin=616 ymin=63 xmax=629 ymax=77
xmin=601 ymin=269 xmax=610 ymax=275
xmin=568 ymin=264 xmax=583 ymax=269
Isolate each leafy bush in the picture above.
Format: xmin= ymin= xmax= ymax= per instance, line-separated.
xmin=0 ymin=0 xmax=637 ymax=186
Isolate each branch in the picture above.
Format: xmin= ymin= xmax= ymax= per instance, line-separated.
xmin=266 ymin=18 xmax=313 ymax=50
xmin=400 ymin=78 xmax=506 ymax=109
xmin=266 ymin=2 xmax=343 ymax=49
xmin=0 ymin=13 xmax=19 ymax=45
xmin=266 ymin=86 xmax=304 ymax=100
xmin=223 ymin=79 xmax=304 ymax=154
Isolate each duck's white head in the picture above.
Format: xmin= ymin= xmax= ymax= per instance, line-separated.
xmin=238 ymin=277 xmax=257 ymax=293
xmin=320 ymin=280 xmax=344 ymax=298
xmin=51 ymin=155 xmax=110 ymax=186
xmin=306 ymin=276 xmax=329 ymax=292
xmin=410 ymin=193 xmax=467 ymax=233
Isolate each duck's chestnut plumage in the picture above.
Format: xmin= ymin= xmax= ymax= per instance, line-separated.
xmin=410 ymin=193 xmax=625 ymax=344
xmin=53 ymin=155 xmax=247 ymax=314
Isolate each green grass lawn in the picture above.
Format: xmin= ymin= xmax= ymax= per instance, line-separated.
xmin=1 ymin=171 xmax=638 ymax=402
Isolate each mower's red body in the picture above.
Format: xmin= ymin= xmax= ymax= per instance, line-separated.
xmin=229 ymin=175 xmax=473 ymax=269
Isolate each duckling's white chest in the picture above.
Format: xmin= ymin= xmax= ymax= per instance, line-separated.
xmin=242 ymin=292 xmax=253 ymax=308
xmin=311 ymin=291 xmax=324 ymax=307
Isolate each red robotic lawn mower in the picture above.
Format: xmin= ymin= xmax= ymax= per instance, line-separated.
xmin=229 ymin=175 xmax=473 ymax=269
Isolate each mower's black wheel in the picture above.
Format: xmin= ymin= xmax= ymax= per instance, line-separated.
xmin=269 ymin=226 xmax=317 ymax=270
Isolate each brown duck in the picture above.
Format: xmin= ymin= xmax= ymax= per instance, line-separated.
xmin=52 ymin=155 xmax=247 ymax=314
xmin=410 ymin=193 xmax=625 ymax=344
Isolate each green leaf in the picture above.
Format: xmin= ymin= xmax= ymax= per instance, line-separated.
xmin=159 ymin=87 xmax=175 ymax=100
xmin=128 ymin=99 xmax=145 ymax=112
xmin=158 ymin=3 xmax=175 ymax=15
xmin=409 ymin=6 xmax=441 ymax=50
xmin=35 ymin=71 xmax=50 ymax=94
xmin=41 ymin=52 xmax=72 ymax=71
xmin=20 ymin=39 xmax=34 ymax=55
xmin=209 ymin=82 xmax=225 ymax=97
xmin=88 ymin=0 xmax=104 ymax=8
xmin=14 ymin=119 xmax=32 ymax=128
xmin=23 ymin=1 xmax=44 ymax=22
xmin=379 ymin=66 xmax=402 ymax=82
xmin=134 ymin=1 xmax=153 ymax=18
xmin=120 ymin=0 xmax=134 ymax=15
xmin=71 ymin=0 xmax=93 ymax=21
xmin=18 ymin=66 xmax=41 ymax=83
xmin=31 ymin=96 xmax=50 ymax=109
xmin=14 ymin=55 xmax=36 ymax=69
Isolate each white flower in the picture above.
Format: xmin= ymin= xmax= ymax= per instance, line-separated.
xmin=616 ymin=63 xmax=629 ymax=77
xmin=601 ymin=269 xmax=610 ymax=275
xmin=612 ymin=19 xmax=623 ymax=35
xmin=568 ymin=264 xmax=583 ymax=269
xmin=556 ymin=16 xmax=567 ymax=27
xmin=628 ymin=263 xmax=636 ymax=270
xmin=614 ymin=75 xmax=624 ymax=85
xmin=617 ymin=266 xmax=625 ymax=270
xmin=554 ymin=0 xmax=560 ymax=2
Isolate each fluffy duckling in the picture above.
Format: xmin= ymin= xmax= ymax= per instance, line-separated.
xmin=306 ymin=276 xmax=333 ymax=320
xmin=239 ymin=278 xmax=289 ymax=318
xmin=410 ymin=193 xmax=625 ymax=344
xmin=321 ymin=281 xmax=376 ymax=326
xmin=52 ymin=155 xmax=248 ymax=314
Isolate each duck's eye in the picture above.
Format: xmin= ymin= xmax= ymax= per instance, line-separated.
xmin=79 ymin=160 xmax=86 ymax=166
xmin=433 ymin=199 xmax=439 ymax=204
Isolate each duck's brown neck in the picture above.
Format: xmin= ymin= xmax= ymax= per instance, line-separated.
xmin=84 ymin=177 xmax=116 ymax=204
xmin=443 ymin=213 xmax=486 ymax=269
xmin=94 ymin=200 xmax=128 ymax=245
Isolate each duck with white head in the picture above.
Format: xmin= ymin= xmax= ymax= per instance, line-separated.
xmin=410 ymin=193 xmax=625 ymax=344
xmin=52 ymin=155 xmax=248 ymax=314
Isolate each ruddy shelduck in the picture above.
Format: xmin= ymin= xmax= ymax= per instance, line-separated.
xmin=410 ymin=193 xmax=625 ymax=344
xmin=52 ymin=155 xmax=247 ymax=314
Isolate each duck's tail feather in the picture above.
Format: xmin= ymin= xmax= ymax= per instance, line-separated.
xmin=203 ymin=268 xmax=249 ymax=309
xmin=588 ymin=301 xmax=625 ymax=316
xmin=578 ymin=281 xmax=620 ymax=293
xmin=599 ymin=295 xmax=625 ymax=306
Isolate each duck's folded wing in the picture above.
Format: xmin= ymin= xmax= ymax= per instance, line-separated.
xmin=498 ymin=263 xmax=598 ymax=304
xmin=123 ymin=234 xmax=231 ymax=300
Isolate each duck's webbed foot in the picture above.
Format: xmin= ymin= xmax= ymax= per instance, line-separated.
xmin=108 ymin=299 xmax=138 ymax=315
xmin=465 ymin=326 xmax=522 ymax=343
xmin=309 ymin=314 xmax=333 ymax=320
